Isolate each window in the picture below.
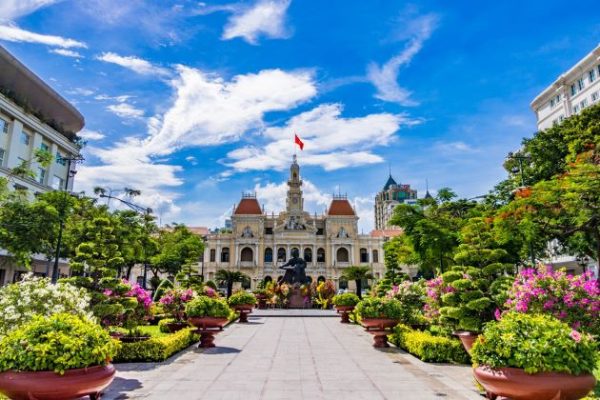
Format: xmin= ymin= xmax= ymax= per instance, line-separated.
xmin=240 ymin=247 xmax=253 ymax=262
xmin=336 ymin=248 xmax=349 ymax=263
xmin=20 ymin=131 xmax=30 ymax=145
xmin=0 ymin=118 xmax=8 ymax=134
xmin=571 ymin=84 xmax=577 ymax=96
xmin=265 ymin=227 xmax=273 ymax=235
xmin=590 ymin=69 xmax=597 ymax=83
xmin=220 ymin=247 xmax=230 ymax=263
xmin=51 ymin=175 xmax=64 ymax=190
xmin=559 ymin=115 xmax=565 ymax=122
xmin=577 ymin=78 xmax=585 ymax=91
xmin=40 ymin=143 xmax=49 ymax=152
xmin=549 ymin=94 xmax=560 ymax=108
xmin=317 ymin=248 xmax=325 ymax=263
xmin=264 ymin=248 xmax=273 ymax=263
xmin=574 ymin=104 xmax=580 ymax=113
xmin=37 ymin=168 xmax=46 ymax=184
xmin=304 ymin=248 xmax=312 ymax=262
xmin=0 ymin=148 xmax=4 ymax=166
xmin=581 ymin=99 xmax=588 ymax=109
xmin=372 ymin=250 xmax=379 ymax=263
xmin=592 ymin=92 xmax=599 ymax=102
xmin=209 ymin=249 xmax=216 ymax=262
xmin=56 ymin=152 xmax=66 ymax=166
xmin=360 ymin=248 xmax=368 ymax=263
xmin=277 ymin=247 xmax=286 ymax=262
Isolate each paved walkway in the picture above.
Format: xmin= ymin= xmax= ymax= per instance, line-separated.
xmin=104 ymin=317 xmax=481 ymax=400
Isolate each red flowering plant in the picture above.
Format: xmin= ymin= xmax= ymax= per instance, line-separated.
xmin=502 ymin=266 xmax=600 ymax=336
xmin=159 ymin=288 xmax=195 ymax=323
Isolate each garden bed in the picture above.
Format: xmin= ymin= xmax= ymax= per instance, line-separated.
xmin=114 ymin=327 xmax=199 ymax=363
xmin=388 ymin=324 xmax=469 ymax=364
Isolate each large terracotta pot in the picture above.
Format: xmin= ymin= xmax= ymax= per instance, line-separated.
xmin=166 ymin=321 xmax=189 ymax=333
xmin=453 ymin=330 xmax=479 ymax=353
xmin=361 ymin=318 xmax=398 ymax=348
xmin=255 ymin=295 xmax=268 ymax=309
xmin=0 ymin=364 xmax=116 ymax=400
xmin=188 ymin=317 xmax=229 ymax=348
xmin=473 ymin=366 xmax=597 ymax=400
xmin=335 ymin=305 xmax=355 ymax=323
xmin=233 ymin=304 xmax=254 ymax=323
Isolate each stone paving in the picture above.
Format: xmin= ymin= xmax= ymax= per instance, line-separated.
xmin=104 ymin=317 xmax=481 ymax=400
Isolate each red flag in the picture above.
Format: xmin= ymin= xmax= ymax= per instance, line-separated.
xmin=294 ymin=134 xmax=304 ymax=150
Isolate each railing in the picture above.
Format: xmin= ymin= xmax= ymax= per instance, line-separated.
xmin=335 ymin=262 xmax=350 ymax=268
xmin=240 ymin=261 xmax=255 ymax=268
xmin=315 ymin=262 xmax=326 ymax=269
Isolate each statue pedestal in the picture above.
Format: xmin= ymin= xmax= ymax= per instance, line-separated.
xmin=288 ymin=288 xmax=311 ymax=309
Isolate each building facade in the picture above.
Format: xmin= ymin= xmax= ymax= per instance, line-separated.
xmin=531 ymin=44 xmax=600 ymax=131
xmin=374 ymin=174 xmax=417 ymax=230
xmin=202 ymin=156 xmax=387 ymax=289
xmin=0 ymin=45 xmax=84 ymax=285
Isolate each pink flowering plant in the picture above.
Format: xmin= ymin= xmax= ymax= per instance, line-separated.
xmin=99 ymin=279 xmax=153 ymax=334
xmin=159 ymin=288 xmax=195 ymax=323
xmin=385 ymin=280 xmax=428 ymax=326
xmin=503 ymin=266 xmax=600 ymax=335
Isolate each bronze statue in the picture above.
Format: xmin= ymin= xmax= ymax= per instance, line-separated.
xmin=278 ymin=248 xmax=308 ymax=285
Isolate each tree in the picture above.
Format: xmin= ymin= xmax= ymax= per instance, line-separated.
xmin=215 ymin=269 xmax=249 ymax=298
xmin=150 ymin=225 xmax=204 ymax=277
xmin=341 ymin=266 xmax=374 ymax=299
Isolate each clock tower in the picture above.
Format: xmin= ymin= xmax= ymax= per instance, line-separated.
xmin=286 ymin=155 xmax=304 ymax=216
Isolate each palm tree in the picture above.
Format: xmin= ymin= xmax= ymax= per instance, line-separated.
xmin=215 ymin=269 xmax=250 ymax=298
xmin=342 ymin=266 xmax=374 ymax=299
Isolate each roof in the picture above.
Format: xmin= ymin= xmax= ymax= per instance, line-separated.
xmin=370 ymin=229 xmax=403 ymax=238
xmin=0 ymin=45 xmax=84 ymax=135
xmin=187 ymin=226 xmax=209 ymax=236
xmin=383 ymin=175 xmax=397 ymax=190
xmin=424 ymin=190 xmax=433 ymax=199
xmin=234 ymin=198 xmax=263 ymax=215
xmin=327 ymin=199 xmax=355 ymax=216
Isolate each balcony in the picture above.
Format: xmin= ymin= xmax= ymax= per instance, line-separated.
xmin=335 ymin=262 xmax=350 ymax=268
xmin=240 ymin=262 xmax=255 ymax=268
xmin=315 ymin=262 xmax=326 ymax=269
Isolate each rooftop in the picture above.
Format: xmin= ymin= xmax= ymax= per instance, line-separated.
xmin=234 ymin=198 xmax=263 ymax=215
xmin=0 ymin=45 xmax=84 ymax=136
xmin=383 ymin=175 xmax=397 ymax=190
xmin=327 ymin=199 xmax=355 ymax=216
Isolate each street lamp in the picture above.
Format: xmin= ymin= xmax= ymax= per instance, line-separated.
xmin=506 ymin=151 xmax=536 ymax=267
xmin=51 ymin=154 xmax=85 ymax=283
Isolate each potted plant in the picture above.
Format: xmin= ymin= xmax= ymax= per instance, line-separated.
xmin=159 ymin=288 xmax=194 ymax=332
xmin=332 ymin=293 xmax=360 ymax=323
xmin=0 ymin=313 xmax=119 ymax=400
xmin=253 ymin=289 xmax=269 ymax=309
xmin=185 ymin=297 xmax=232 ymax=348
xmin=227 ymin=291 xmax=257 ymax=323
xmin=471 ymin=312 xmax=597 ymax=400
xmin=385 ymin=280 xmax=428 ymax=329
xmin=355 ymin=297 xmax=402 ymax=348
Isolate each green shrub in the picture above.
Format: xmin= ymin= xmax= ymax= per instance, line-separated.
xmin=472 ymin=312 xmax=598 ymax=375
xmin=389 ymin=324 xmax=469 ymax=364
xmin=158 ymin=318 xmax=175 ymax=333
xmin=332 ymin=293 xmax=360 ymax=307
xmin=185 ymin=297 xmax=231 ymax=318
xmin=355 ymin=297 xmax=402 ymax=320
xmin=0 ymin=313 xmax=119 ymax=374
xmin=114 ymin=328 xmax=198 ymax=362
xmin=227 ymin=291 xmax=257 ymax=307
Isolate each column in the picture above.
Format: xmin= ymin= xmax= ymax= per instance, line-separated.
xmin=5 ymin=119 xmax=23 ymax=168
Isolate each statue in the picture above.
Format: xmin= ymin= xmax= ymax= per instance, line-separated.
xmin=241 ymin=226 xmax=253 ymax=238
xmin=278 ymin=248 xmax=308 ymax=285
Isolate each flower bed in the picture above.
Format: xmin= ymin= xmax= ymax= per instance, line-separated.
xmin=114 ymin=328 xmax=198 ymax=362
xmin=389 ymin=324 xmax=469 ymax=364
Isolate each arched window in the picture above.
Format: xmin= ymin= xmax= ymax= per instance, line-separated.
xmin=304 ymin=248 xmax=312 ymax=262
xmin=209 ymin=249 xmax=216 ymax=262
xmin=306 ymin=276 xmax=313 ymax=284
xmin=317 ymin=248 xmax=325 ymax=262
xmin=291 ymin=247 xmax=299 ymax=257
xmin=277 ymin=247 xmax=286 ymax=262
xmin=240 ymin=247 xmax=253 ymax=262
xmin=221 ymin=247 xmax=230 ymax=263
xmin=336 ymin=247 xmax=349 ymax=263
xmin=264 ymin=276 xmax=273 ymax=284
xmin=339 ymin=277 xmax=348 ymax=289
xmin=264 ymin=247 xmax=273 ymax=263
xmin=317 ymin=276 xmax=326 ymax=283
xmin=372 ymin=250 xmax=379 ymax=263
xmin=360 ymin=248 xmax=368 ymax=263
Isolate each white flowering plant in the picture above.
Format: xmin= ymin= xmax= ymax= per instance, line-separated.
xmin=0 ymin=273 xmax=93 ymax=337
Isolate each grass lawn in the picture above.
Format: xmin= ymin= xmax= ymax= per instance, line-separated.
xmin=113 ymin=325 xmax=168 ymax=338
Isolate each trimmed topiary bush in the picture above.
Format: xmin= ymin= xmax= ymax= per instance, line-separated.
xmin=389 ymin=324 xmax=469 ymax=364
xmin=0 ymin=313 xmax=119 ymax=374
xmin=114 ymin=328 xmax=198 ymax=362
xmin=472 ymin=312 xmax=598 ymax=375
xmin=332 ymin=293 xmax=360 ymax=307
xmin=355 ymin=297 xmax=402 ymax=320
xmin=185 ymin=297 xmax=231 ymax=318
xmin=227 ymin=291 xmax=257 ymax=307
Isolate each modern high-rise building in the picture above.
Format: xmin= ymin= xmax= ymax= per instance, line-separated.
xmin=374 ymin=174 xmax=417 ymax=230
xmin=531 ymin=44 xmax=600 ymax=131
xmin=0 ymin=45 xmax=84 ymax=285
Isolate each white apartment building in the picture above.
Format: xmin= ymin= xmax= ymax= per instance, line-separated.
xmin=0 ymin=45 xmax=84 ymax=285
xmin=531 ymin=44 xmax=600 ymax=131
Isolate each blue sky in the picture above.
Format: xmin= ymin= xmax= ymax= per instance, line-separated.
xmin=1 ymin=0 xmax=599 ymax=231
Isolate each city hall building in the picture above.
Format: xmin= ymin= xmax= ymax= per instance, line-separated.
xmin=202 ymin=156 xmax=388 ymax=289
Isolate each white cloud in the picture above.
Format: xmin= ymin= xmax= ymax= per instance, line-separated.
xmin=433 ymin=141 xmax=479 ymax=155
xmin=96 ymin=52 xmax=171 ymax=77
xmin=353 ymin=196 xmax=376 ymax=234
xmin=185 ymin=156 xmax=198 ymax=166
xmin=0 ymin=0 xmax=61 ymax=21
xmin=0 ymin=23 xmax=86 ymax=48
xmin=226 ymin=103 xmax=418 ymax=172
xmin=49 ymin=48 xmax=83 ymax=58
xmin=222 ymin=0 xmax=291 ymax=44
xmin=67 ymin=88 xmax=94 ymax=96
xmin=78 ymin=129 xmax=105 ymax=141
xmin=367 ymin=12 xmax=438 ymax=105
xmin=107 ymin=103 xmax=145 ymax=120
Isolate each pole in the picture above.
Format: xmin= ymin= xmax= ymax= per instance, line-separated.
xmin=51 ymin=158 xmax=72 ymax=283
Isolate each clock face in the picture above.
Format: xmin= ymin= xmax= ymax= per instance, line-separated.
xmin=292 ymin=197 xmax=298 ymax=204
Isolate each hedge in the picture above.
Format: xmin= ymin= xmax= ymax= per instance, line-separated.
xmin=389 ymin=324 xmax=469 ymax=364
xmin=114 ymin=328 xmax=198 ymax=362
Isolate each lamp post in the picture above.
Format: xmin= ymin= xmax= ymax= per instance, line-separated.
xmin=51 ymin=154 xmax=84 ymax=283
xmin=506 ymin=152 xmax=536 ymax=267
